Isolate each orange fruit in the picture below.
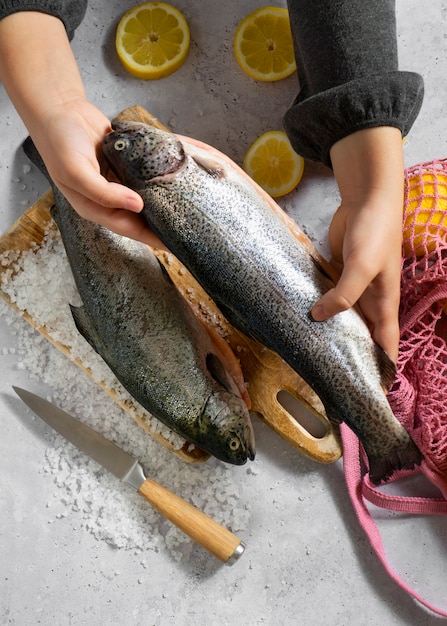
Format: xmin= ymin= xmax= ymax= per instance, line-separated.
xmin=403 ymin=172 xmax=447 ymax=258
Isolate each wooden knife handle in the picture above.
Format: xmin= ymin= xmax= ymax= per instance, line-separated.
xmin=138 ymin=478 xmax=245 ymax=564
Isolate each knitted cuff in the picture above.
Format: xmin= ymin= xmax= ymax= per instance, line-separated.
xmin=0 ymin=0 xmax=87 ymax=40
xmin=283 ymin=71 xmax=425 ymax=168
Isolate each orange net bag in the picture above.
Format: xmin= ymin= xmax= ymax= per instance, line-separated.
xmin=387 ymin=158 xmax=447 ymax=491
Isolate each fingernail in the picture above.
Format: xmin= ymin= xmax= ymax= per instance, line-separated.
xmin=311 ymin=304 xmax=327 ymax=321
xmin=126 ymin=196 xmax=143 ymax=212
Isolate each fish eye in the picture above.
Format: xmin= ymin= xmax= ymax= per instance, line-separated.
xmin=114 ymin=139 xmax=128 ymax=151
xmin=229 ymin=437 xmax=241 ymax=451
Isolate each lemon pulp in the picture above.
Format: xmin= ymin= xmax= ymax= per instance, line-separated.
xmin=234 ymin=6 xmax=296 ymax=82
xmin=116 ymin=2 xmax=190 ymax=80
xmin=243 ymin=131 xmax=304 ymax=197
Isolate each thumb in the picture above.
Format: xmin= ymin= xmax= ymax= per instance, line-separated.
xmin=78 ymin=164 xmax=144 ymax=212
xmin=97 ymin=180 xmax=144 ymax=213
xmin=311 ymin=265 xmax=368 ymax=321
xmin=311 ymin=289 xmax=351 ymax=321
xmin=50 ymin=146 xmax=144 ymax=214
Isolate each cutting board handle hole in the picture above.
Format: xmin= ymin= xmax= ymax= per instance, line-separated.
xmin=276 ymin=390 xmax=327 ymax=439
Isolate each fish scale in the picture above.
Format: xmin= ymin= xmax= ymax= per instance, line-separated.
xmin=103 ymin=121 xmax=423 ymax=484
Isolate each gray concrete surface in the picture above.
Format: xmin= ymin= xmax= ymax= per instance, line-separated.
xmin=1 ymin=1 xmax=447 ymax=624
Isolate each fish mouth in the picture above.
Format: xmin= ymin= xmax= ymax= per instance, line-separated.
xmin=223 ymin=420 xmax=256 ymax=465
xmin=227 ymin=421 xmax=255 ymax=465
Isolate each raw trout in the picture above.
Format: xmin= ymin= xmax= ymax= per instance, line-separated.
xmin=23 ymin=138 xmax=255 ymax=465
xmin=103 ymin=122 xmax=423 ymax=484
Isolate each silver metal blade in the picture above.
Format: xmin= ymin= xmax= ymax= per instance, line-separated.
xmin=13 ymin=386 xmax=145 ymax=489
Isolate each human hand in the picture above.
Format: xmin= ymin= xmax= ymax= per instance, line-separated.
xmin=0 ymin=11 xmax=162 ymax=248
xmin=311 ymin=127 xmax=404 ymax=362
xmin=30 ymin=97 xmax=167 ymax=248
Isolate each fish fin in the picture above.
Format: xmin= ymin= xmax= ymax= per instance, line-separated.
xmin=49 ymin=204 xmax=60 ymax=224
xmin=202 ymin=323 xmax=251 ymax=409
xmin=368 ymin=437 xmax=423 ymax=485
xmin=155 ymin=256 xmax=175 ymax=284
xmin=374 ymin=343 xmax=397 ymax=391
xmin=310 ymin=255 xmax=334 ymax=284
xmin=214 ymin=300 xmax=258 ymax=343
xmin=206 ymin=352 xmax=241 ymax=397
xmin=70 ymin=304 xmax=101 ymax=354
xmin=192 ymin=156 xmax=225 ymax=179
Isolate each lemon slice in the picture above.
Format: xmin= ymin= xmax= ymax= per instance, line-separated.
xmin=243 ymin=131 xmax=304 ymax=197
xmin=234 ymin=6 xmax=296 ymax=82
xmin=116 ymin=2 xmax=190 ymax=80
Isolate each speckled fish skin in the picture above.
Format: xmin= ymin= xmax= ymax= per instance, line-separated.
xmin=103 ymin=122 xmax=423 ymax=484
xmin=23 ymin=139 xmax=255 ymax=466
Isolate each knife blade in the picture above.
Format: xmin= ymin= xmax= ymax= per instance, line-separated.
xmin=13 ymin=386 xmax=245 ymax=564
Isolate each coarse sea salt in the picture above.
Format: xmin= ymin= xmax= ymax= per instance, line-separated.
xmin=1 ymin=225 xmax=187 ymax=449
xmin=0 ymin=222 xmax=250 ymax=558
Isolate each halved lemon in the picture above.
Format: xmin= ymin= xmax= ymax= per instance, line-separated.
xmin=243 ymin=130 xmax=304 ymax=197
xmin=115 ymin=2 xmax=190 ymax=80
xmin=234 ymin=6 xmax=296 ymax=82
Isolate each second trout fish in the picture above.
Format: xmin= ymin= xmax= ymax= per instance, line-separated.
xmin=23 ymin=138 xmax=255 ymax=465
xmin=103 ymin=121 xmax=423 ymax=484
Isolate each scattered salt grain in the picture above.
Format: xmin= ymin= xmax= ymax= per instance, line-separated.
xmin=0 ymin=221 xmax=251 ymax=560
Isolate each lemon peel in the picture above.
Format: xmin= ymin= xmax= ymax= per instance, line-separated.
xmin=234 ymin=6 xmax=296 ymax=82
xmin=116 ymin=2 xmax=190 ymax=80
xmin=243 ymin=130 xmax=304 ymax=197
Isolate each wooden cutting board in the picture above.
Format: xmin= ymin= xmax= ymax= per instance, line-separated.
xmin=0 ymin=105 xmax=341 ymax=464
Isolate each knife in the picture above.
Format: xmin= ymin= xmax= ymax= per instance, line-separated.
xmin=13 ymin=386 xmax=245 ymax=565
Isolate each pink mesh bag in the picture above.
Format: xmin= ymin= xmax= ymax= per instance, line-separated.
xmin=389 ymin=157 xmax=447 ymax=490
xmin=342 ymin=158 xmax=447 ymax=617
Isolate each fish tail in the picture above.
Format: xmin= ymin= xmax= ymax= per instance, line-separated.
xmin=368 ymin=437 xmax=423 ymax=485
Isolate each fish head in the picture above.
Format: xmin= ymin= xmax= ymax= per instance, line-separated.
xmin=199 ymin=391 xmax=256 ymax=465
xmin=103 ymin=121 xmax=185 ymax=188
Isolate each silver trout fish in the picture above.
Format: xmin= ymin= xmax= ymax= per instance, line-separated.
xmin=103 ymin=121 xmax=423 ymax=484
xmin=23 ymin=138 xmax=255 ymax=465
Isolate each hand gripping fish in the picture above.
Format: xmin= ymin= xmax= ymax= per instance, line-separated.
xmin=23 ymin=138 xmax=255 ymax=465
xmin=103 ymin=122 xmax=423 ymax=484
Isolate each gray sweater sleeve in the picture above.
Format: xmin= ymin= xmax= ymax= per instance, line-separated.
xmin=0 ymin=0 xmax=87 ymax=39
xmin=283 ymin=0 xmax=424 ymax=167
